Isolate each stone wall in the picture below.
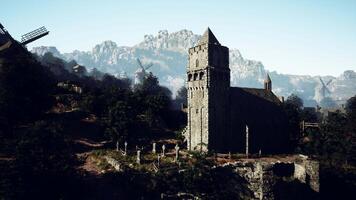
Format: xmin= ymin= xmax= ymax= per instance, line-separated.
xmin=224 ymin=155 xmax=319 ymax=200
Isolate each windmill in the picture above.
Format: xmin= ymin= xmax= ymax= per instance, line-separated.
xmin=134 ymin=58 xmax=153 ymax=84
xmin=0 ymin=23 xmax=14 ymax=51
xmin=318 ymin=77 xmax=332 ymax=99
xmin=0 ymin=22 xmax=49 ymax=52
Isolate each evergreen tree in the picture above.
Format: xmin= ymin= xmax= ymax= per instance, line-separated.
xmin=283 ymin=94 xmax=303 ymax=150
xmin=320 ymin=111 xmax=350 ymax=165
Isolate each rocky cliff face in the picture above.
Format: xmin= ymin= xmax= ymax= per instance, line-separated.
xmin=31 ymin=30 xmax=356 ymax=105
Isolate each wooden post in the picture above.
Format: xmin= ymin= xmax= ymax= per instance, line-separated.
xmin=124 ymin=141 xmax=127 ymax=156
xmin=152 ymin=142 xmax=156 ymax=154
xmin=136 ymin=150 xmax=141 ymax=164
xmin=157 ymin=154 xmax=161 ymax=167
xmin=161 ymin=145 xmax=166 ymax=157
xmin=245 ymin=125 xmax=249 ymax=158
xmin=175 ymin=144 xmax=180 ymax=162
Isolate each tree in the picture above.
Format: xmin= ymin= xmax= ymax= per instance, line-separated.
xmin=101 ymin=74 xmax=130 ymax=90
xmin=0 ymin=53 xmax=54 ymax=135
xmin=134 ymin=73 xmax=172 ymax=127
xmin=174 ymin=86 xmax=187 ymax=109
xmin=106 ymin=101 xmax=135 ymax=143
xmin=345 ymin=95 xmax=356 ymax=164
xmin=283 ymin=94 xmax=303 ymax=150
xmin=319 ymin=111 xmax=350 ymax=165
xmin=346 ymin=95 xmax=356 ymax=121
xmin=286 ymin=94 xmax=303 ymax=111
xmin=7 ymin=121 xmax=77 ymax=199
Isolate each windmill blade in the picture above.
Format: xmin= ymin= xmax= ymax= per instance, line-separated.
xmin=319 ymin=77 xmax=326 ymax=87
xmin=145 ymin=63 xmax=153 ymax=70
xmin=326 ymin=79 xmax=332 ymax=86
xmin=21 ymin=26 xmax=49 ymax=45
xmin=136 ymin=58 xmax=144 ymax=70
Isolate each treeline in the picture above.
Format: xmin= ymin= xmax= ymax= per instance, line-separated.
xmin=0 ymin=42 xmax=187 ymax=198
xmin=283 ymin=94 xmax=356 ymax=198
xmin=283 ymin=94 xmax=356 ymax=164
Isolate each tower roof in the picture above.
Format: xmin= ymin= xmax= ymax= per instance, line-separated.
xmin=197 ymin=27 xmax=220 ymax=45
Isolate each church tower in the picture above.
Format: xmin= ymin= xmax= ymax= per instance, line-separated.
xmin=264 ymin=73 xmax=272 ymax=91
xmin=187 ymin=28 xmax=230 ymax=152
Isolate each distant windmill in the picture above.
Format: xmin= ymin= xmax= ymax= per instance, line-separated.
xmin=319 ymin=77 xmax=332 ymax=99
xmin=134 ymin=58 xmax=153 ymax=84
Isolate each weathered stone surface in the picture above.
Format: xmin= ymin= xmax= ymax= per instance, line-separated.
xmin=186 ymin=28 xmax=289 ymax=154
xmin=224 ymin=155 xmax=319 ymax=199
xmin=105 ymin=156 xmax=122 ymax=172
xmin=187 ymin=28 xmax=230 ymax=152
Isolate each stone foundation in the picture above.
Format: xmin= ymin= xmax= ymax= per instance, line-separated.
xmin=222 ymin=155 xmax=319 ymax=200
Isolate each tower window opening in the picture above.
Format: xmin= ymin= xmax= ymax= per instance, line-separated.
xmin=193 ymin=73 xmax=198 ymax=81
xmin=196 ymin=59 xmax=199 ymax=68
xmin=199 ymin=72 xmax=204 ymax=80
xmin=188 ymin=74 xmax=192 ymax=81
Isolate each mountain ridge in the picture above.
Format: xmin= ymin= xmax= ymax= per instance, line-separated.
xmin=31 ymin=29 xmax=356 ymax=106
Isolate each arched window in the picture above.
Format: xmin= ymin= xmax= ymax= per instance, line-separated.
xmin=195 ymin=59 xmax=199 ymax=68
xmin=199 ymin=72 xmax=204 ymax=80
xmin=193 ymin=73 xmax=198 ymax=81
xmin=188 ymin=74 xmax=192 ymax=81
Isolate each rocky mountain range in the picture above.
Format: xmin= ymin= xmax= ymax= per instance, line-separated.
xmin=31 ymin=29 xmax=356 ymax=107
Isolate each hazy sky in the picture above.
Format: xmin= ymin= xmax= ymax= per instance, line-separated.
xmin=1 ymin=0 xmax=356 ymax=76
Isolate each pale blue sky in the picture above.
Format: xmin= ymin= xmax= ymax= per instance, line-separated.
xmin=1 ymin=0 xmax=355 ymax=76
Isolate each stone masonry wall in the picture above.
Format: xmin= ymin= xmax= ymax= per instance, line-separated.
xmin=225 ymin=155 xmax=319 ymax=200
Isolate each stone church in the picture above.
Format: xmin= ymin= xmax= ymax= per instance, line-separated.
xmin=186 ymin=28 xmax=289 ymax=154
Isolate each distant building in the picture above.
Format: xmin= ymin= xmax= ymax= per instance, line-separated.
xmin=57 ymin=82 xmax=82 ymax=94
xmin=186 ymin=28 xmax=289 ymax=153
xmin=72 ymin=64 xmax=87 ymax=77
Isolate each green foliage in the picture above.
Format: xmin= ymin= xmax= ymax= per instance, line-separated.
xmin=346 ymin=96 xmax=356 ymax=163
xmin=283 ymin=94 xmax=303 ymax=149
xmin=346 ymin=95 xmax=356 ymax=118
xmin=1 ymin=121 xmax=78 ymax=199
xmin=16 ymin=121 xmax=75 ymax=174
xmin=320 ymin=111 xmax=350 ymax=163
xmin=106 ymin=101 xmax=135 ymax=142
xmin=174 ymin=86 xmax=187 ymax=109
xmin=0 ymin=53 xmax=54 ymax=133
xmin=286 ymin=94 xmax=303 ymax=111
